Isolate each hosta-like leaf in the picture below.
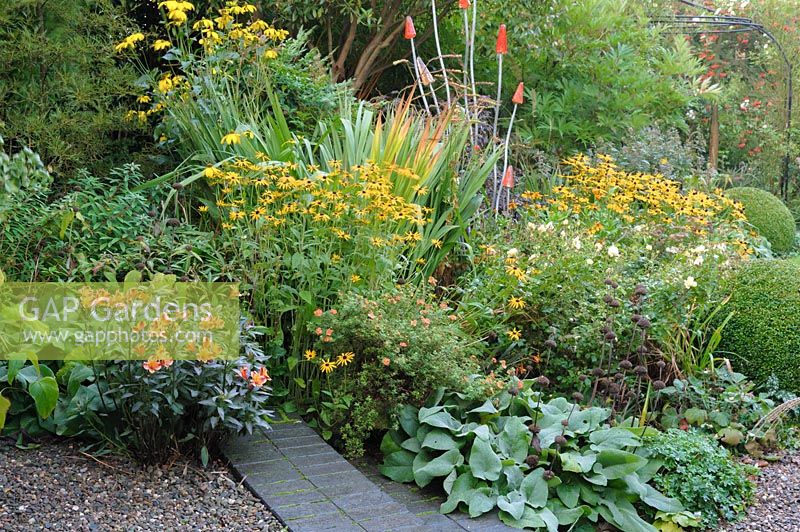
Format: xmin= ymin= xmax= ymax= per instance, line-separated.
xmin=497 ymin=416 xmax=530 ymax=463
xmin=560 ymin=451 xmax=596 ymax=473
xmin=380 ymin=450 xmax=415 ymax=483
xmin=600 ymin=497 xmax=658 ymax=532
xmin=401 ymin=437 xmax=421 ymax=453
xmin=468 ymin=487 xmax=497 ymax=517
xmin=568 ymin=407 xmax=611 ymax=434
xmin=520 ymin=467 xmax=548 ymax=508
xmin=421 ymin=429 xmax=462 ymax=451
xmin=593 ymin=449 xmax=648 ymax=480
xmin=623 ymin=474 xmax=683 ymax=513
xmin=589 ymin=427 xmax=641 ymax=451
xmin=440 ymin=471 xmax=479 ymax=514
xmin=418 ymin=406 xmax=461 ymax=431
xmin=498 ymin=491 xmax=526 ymax=520
xmin=469 ymin=436 xmax=502 ymax=481
xmin=413 ymin=449 xmax=463 ymax=487
xmin=443 ymin=469 xmax=457 ymax=495
xmin=468 ymin=399 xmax=498 ymax=414
xmin=503 ymin=464 xmax=524 ymax=491
xmin=398 ymin=404 xmax=419 ymax=437
xmin=548 ymin=499 xmax=589 ymax=526
xmin=556 ymin=480 xmax=580 ymax=508
xmin=499 ymin=506 xmax=559 ymax=532
xmin=380 ymin=431 xmax=403 ymax=456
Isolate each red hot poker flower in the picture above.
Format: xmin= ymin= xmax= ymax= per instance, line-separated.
xmin=459 ymin=0 xmax=470 ymax=8
xmin=496 ymin=24 xmax=508 ymax=55
xmin=404 ymin=16 xmax=416 ymax=40
xmin=512 ymin=82 xmax=524 ymax=105
xmin=502 ymin=166 xmax=515 ymax=188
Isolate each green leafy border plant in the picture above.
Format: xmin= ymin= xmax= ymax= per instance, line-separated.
xmin=380 ymin=385 xmax=695 ymax=531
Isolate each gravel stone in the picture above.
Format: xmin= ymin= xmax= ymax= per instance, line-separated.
xmin=719 ymin=451 xmax=800 ymax=532
xmin=0 ymin=439 xmax=286 ymax=531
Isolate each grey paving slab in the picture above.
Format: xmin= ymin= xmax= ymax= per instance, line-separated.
xmin=225 ymin=421 xmax=427 ymax=532
xmin=224 ymin=419 xmax=516 ymax=532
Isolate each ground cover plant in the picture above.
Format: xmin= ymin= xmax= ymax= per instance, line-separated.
xmin=380 ymin=386 xmax=698 ymax=531
xmin=3 ymin=0 xmax=800 ymax=530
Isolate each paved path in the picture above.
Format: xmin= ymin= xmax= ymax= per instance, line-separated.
xmin=224 ymin=419 xmax=515 ymax=532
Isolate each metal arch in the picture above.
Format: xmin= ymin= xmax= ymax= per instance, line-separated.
xmin=652 ymin=1 xmax=794 ymax=199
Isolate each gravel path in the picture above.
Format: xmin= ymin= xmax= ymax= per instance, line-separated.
xmin=719 ymin=451 xmax=800 ymax=532
xmin=0 ymin=439 xmax=285 ymax=531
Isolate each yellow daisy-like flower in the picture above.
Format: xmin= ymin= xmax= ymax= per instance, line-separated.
xmin=508 ymin=297 xmax=526 ymax=310
xmin=136 ymin=95 xmax=151 ymax=104
xmin=221 ymin=132 xmax=242 ymax=145
xmin=350 ymin=274 xmax=361 ymax=283
xmin=304 ymin=349 xmax=317 ymax=361
xmin=153 ymin=39 xmax=172 ymax=51
xmin=198 ymin=205 xmax=209 ymax=213
xmin=264 ymin=49 xmax=278 ymax=59
xmin=507 ymin=328 xmax=522 ymax=341
xmin=336 ymin=352 xmax=355 ymax=366
xmin=319 ymin=358 xmax=336 ymax=374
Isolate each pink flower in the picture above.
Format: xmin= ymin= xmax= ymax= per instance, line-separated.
xmin=314 ymin=309 xmax=323 ymax=317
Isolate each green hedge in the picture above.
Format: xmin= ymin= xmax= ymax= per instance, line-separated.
xmin=725 ymin=187 xmax=795 ymax=253
xmin=718 ymin=259 xmax=800 ymax=393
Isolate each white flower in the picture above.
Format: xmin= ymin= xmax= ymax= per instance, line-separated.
xmin=572 ymin=236 xmax=582 ymax=250
xmin=537 ymin=222 xmax=554 ymax=233
xmin=607 ymin=244 xmax=620 ymax=258
xmin=684 ymin=276 xmax=698 ymax=289
xmin=666 ymin=246 xmax=680 ymax=254
xmin=595 ymin=242 xmax=604 ymax=252
xmin=586 ymin=258 xmax=594 ymax=266
xmin=693 ymin=256 xmax=704 ymax=266
xmin=507 ymin=248 xmax=519 ymax=258
xmin=693 ymin=245 xmax=707 ymax=254
xmin=645 ymin=244 xmax=653 ymax=251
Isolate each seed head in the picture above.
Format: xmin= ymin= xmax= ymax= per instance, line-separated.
xmin=544 ymin=339 xmax=557 ymax=349
xmin=634 ymin=284 xmax=648 ymax=296
xmin=528 ymin=424 xmax=541 ymax=434
xmin=653 ymin=380 xmax=666 ymax=391
xmin=525 ymin=455 xmax=539 ymax=467
xmin=536 ymin=375 xmax=550 ymax=387
xmin=554 ymin=435 xmax=567 ymax=446
xmin=543 ymin=470 xmax=555 ymax=480
xmin=619 ymin=360 xmax=633 ymax=371
xmin=634 ymin=365 xmax=648 ymax=376
xmin=572 ymin=392 xmax=584 ymax=402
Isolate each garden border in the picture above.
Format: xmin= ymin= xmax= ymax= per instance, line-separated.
xmin=224 ymin=418 xmax=515 ymax=531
